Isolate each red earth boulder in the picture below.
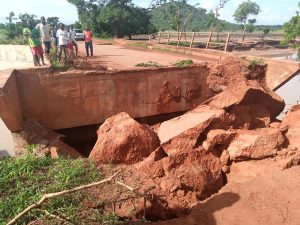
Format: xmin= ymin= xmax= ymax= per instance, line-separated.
xmin=89 ymin=112 xmax=160 ymax=164
xmin=280 ymin=104 xmax=300 ymax=150
xmin=227 ymin=128 xmax=286 ymax=161
xmin=136 ymin=147 xmax=224 ymax=219
xmin=156 ymin=105 xmax=226 ymax=154
xmin=206 ymin=57 xmax=284 ymax=121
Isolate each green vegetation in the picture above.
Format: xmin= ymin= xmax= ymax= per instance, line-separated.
xmin=67 ymin=0 xmax=157 ymax=38
xmin=0 ymin=30 xmax=27 ymax=45
xmin=168 ymin=41 xmax=190 ymax=47
xmin=174 ymin=59 xmax=193 ymax=67
xmin=128 ymin=42 xmax=149 ymax=48
xmin=101 ymin=213 xmax=120 ymax=224
xmin=136 ymin=61 xmax=162 ymax=67
xmin=233 ymin=0 xmax=261 ymax=41
xmin=249 ymin=58 xmax=265 ymax=67
xmin=281 ymin=2 xmax=300 ymax=58
xmin=150 ymin=1 xmax=239 ymax=32
xmin=153 ymin=46 xmax=180 ymax=53
xmin=0 ymin=153 xmax=99 ymax=225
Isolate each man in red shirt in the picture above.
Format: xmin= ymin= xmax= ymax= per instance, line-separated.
xmin=83 ymin=27 xmax=93 ymax=57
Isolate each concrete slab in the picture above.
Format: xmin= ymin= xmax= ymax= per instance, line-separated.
xmin=0 ymin=45 xmax=34 ymax=70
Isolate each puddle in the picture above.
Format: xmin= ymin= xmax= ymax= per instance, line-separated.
xmin=272 ymin=53 xmax=299 ymax=61
xmin=276 ymin=74 xmax=300 ymax=119
xmin=271 ymin=53 xmax=300 ymax=119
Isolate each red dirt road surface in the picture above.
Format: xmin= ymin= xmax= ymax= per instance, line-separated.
xmin=77 ymin=42 xmax=207 ymax=70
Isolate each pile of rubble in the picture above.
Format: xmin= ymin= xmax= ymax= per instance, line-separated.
xmin=13 ymin=56 xmax=300 ymax=221
xmin=87 ymin=57 xmax=300 ymax=220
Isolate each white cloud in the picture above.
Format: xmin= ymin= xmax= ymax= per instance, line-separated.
xmin=0 ymin=0 xmax=78 ymax=24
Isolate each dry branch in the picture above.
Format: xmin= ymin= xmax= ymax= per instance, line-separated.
xmin=115 ymin=181 xmax=155 ymax=218
xmin=38 ymin=209 xmax=74 ymax=225
xmin=6 ymin=171 xmax=121 ymax=225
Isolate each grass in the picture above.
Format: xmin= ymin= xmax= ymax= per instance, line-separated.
xmin=168 ymin=41 xmax=190 ymax=47
xmin=174 ymin=59 xmax=193 ymax=67
xmin=135 ymin=61 xmax=162 ymax=67
xmin=0 ymin=153 xmax=99 ymax=225
xmin=128 ymin=42 xmax=148 ymax=49
xmin=249 ymin=58 xmax=265 ymax=67
xmin=101 ymin=213 xmax=120 ymax=224
xmin=48 ymin=48 xmax=73 ymax=71
xmin=152 ymin=46 xmax=180 ymax=53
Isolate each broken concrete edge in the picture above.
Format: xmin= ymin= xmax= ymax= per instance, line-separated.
xmin=0 ymin=69 xmax=23 ymax=132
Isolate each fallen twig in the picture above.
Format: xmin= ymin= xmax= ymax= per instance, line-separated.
xmin=115 ymin=181 xmax=155 ymax=219
xmin=38 ymin=209 xmax=75 ymax=225
xmin=6 ymin=170 xmax=121 ymax=225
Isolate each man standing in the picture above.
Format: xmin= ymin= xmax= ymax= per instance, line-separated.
xmin=56 ymin=23 xmax=68 ymax=62
xmin=69 ymin=25 xmax=78 ymax=57
xmin=83 ymin=27 xmax=93 ymax=57
xmin=23 ymin=22 xmax=45 ymax=66
xmin=36 ymin=17 xmax=51 ymax=55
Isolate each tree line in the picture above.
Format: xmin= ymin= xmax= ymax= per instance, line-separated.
xmin=0 ymin=0 xmax=290 ymax=42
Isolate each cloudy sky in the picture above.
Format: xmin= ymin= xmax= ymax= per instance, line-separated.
xmin=0 ymin=0 xmax=298 ymax=25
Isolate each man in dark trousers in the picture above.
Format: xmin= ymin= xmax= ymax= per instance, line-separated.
xmin=56 ymin=23 xmax=68 ymax=62
xmin=83 ymin=27 xmax=93 ymax=57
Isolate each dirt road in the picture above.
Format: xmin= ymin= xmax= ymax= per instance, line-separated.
xmin=155 ymin=165 xmax=300 ymax=225
xmin=77 ymin=42 xmax=206 ymax=70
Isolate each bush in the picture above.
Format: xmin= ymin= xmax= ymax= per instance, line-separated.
xmin=174 ymin=59 xmax=193 ymax=67
xmin=135 ymin=61 xmax=162 ymax=67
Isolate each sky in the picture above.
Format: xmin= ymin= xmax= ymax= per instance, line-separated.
xmin=0 ymin=0 xmax=298 ymax=25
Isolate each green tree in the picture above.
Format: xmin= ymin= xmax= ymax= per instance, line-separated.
xmin=233 ymin=0 xmax=260 ymax=42
xmin=212 ymin=0 xmax=229 ymax=40
xmin=18 ymin=13 xmax=38 ymax=27
xmin=47 ymin=17 xmax=60 ymax=26
xmin=281 ymin=4 xmax=300 ymax=57
xmin=5 ymin=11 xmax=18 ymax=39
xmin=73 ymin=21 xmax=83 ymax=29
xmin=67 ymin=0 xmax=155 ymax=38
xmin=245 ymin=18 xmax=256 ymax=33
xmin=97 ymin=0 xmax=154 ymax=38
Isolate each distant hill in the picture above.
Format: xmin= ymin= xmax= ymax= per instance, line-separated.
xmin=149 ymin=2 xmax=240 ymax=32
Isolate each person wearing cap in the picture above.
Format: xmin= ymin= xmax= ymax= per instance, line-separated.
xmin=23 ymin=21 xmax=45 ymax=66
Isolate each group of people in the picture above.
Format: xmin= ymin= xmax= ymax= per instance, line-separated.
xmin=23 ymin=16 xmax=94 ymax=66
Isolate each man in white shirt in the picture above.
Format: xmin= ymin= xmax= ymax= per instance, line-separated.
xmin=69 ymin=25 xmax=78 ymax=57
xmin=36 ymin=16 xmax=51 ymax=55
xmin=56 ymin=23 xmax=69 ymax=62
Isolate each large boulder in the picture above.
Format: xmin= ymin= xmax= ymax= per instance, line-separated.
xmin=227 ymin=128 xmax=286 ymax=161
xmin=156 ymin=105 xmax=227 ymax=154
xmin=136 ymin=147 xmax=224 ymax=219
xmin=206 ymin=57 xmax=284 ymax=122
xmin=281 ymin=104 xmax=300 ymax=150
xmin=89 ymin=112 xmax=160 ymax=164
